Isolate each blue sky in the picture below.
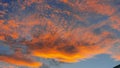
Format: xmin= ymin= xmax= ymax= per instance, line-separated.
xmin=61 ymin=54 xmax=120 ymax=68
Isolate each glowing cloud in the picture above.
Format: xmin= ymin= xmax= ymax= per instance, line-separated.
xmin=0 ymin=0 xmax=120 ymax=68
xmin=0 ymin=56 xmax=42 ymax=67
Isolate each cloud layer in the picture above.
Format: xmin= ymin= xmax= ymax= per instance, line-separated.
xmin=0 ymin=0 xmax=120 ymax=68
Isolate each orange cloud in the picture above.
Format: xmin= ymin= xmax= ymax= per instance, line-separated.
xmin=27 ymin=30 xmax=115 ymax=63
xmin=60 ymin=0 xmax=68 ymax=3
xmin=0 ymin=56 xmax=42 ymax=67
xmin=64 ymin=0 xmax=116 ymax=15
xmin=0 ymin=13 xmax=120 ymax=67
xmin=109 ymin=15 xmax=120 ymax=31
xmin=0 ymin=0 xmax=120 ymax=67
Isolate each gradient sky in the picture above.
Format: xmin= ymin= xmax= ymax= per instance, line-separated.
xmin=0 ymin=0 xmax=120 ymax=68
xmin=61 ymin=54 xmax=120 ymax=68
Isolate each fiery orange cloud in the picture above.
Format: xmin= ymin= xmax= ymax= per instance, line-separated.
xmin=0 ymin=0 xmax=120 ymax=67
xmin=0 ymin=56 xmax=42 ymax=67
xmin=0 ymin=13 xmax=120 ymax=67
xmin=60 ymin=0 xmax=68 ymax=3
xmin=26 ymin=29 xmax=116 ymax=63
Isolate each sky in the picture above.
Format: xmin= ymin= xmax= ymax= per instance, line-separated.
xmin=0 ymin=0 xmax=120 ymax=68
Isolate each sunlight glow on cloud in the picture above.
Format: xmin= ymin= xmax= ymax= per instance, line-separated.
xmin=0 ymin=0 xmax=120 ymax=68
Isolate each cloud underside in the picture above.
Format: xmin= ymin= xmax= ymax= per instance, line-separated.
xmin=0 ymin=0 xmax=120 ymax=67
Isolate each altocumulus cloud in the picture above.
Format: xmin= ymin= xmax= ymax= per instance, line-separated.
xmin=0 ymin=0 xmax=120 ymax=68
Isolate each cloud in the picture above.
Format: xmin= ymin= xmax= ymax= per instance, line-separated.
xmin=0 ymin=0 xmax=120 ymax=68
xmin=0 ymin=56 xmax=42 ymax=67
xmin=59 ymin=0 xmax=116 ymax=15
